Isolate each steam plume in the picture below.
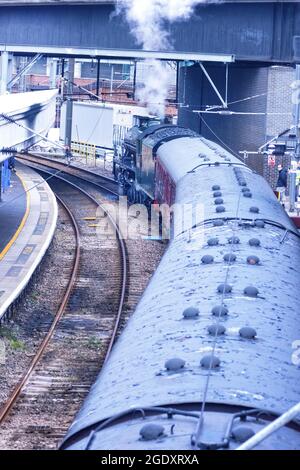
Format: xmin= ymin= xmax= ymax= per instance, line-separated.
xmin=117 ymin=1 xmax=212 ymax=117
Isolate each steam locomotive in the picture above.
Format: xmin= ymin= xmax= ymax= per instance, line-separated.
xmin=62 ymin=121 xmax=300 ymax=450
xmin=113 ymin=115 xmax=198 ymax=205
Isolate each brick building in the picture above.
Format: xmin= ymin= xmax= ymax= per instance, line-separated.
xmin=178 ymin=63 xmax=298 ymax=188
xmin=266 ymin=66 xmax=295 ymax=139
xmin=264 ymin=66 xmax=296 ymax=189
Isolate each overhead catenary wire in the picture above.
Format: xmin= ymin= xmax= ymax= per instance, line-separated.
xmin=0 ymin=163 xmax=69 ymax=211
xmin=62 ymin=77 xmax=101 ymax=102
xmin=0 ymin=112 xmax=66 ymax=151
xmin=179 ymin=91 xmax=269 ymax=112
xmin=0 ymin=112 xmax=70 ymax=210
xmin=61 ymin=78 xmax=113 ymax=147
xmin=85 ymin=106 xmax=107 ymax=144
xmin=194 ymin=111 xmax=291 ymax=116
xmin=227 ymin=91 xmax=268 ymax=107
xmin=197 ymin=113 xmax=242 ymax=160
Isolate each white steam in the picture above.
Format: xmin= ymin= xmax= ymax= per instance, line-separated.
xmin=136 ymin=59 xmax=172 ymax=118
xmin=118 ymin=0 xmax=202 ymax=51
xmin=117 ymin=1 xmax=211 ymax=117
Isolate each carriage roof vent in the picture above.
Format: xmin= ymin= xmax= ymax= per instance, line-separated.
xmin=212 ymin=305 xmax=229 ymax=316
xmin=200 ymin=355 xmax=221 ymax=369
xmin=247 ymin=255 xmax=260 ymax=265
xmin=239 ymin=327 xmax=257 ymax=339
xmin=202 ymin=255 xmax=214 ymax=264
xmin=224 ymin=253 xmax=237 ymax=262
xmin=244 ymin=286 xmax=259 ymax=297
xmin=140 ymin=424 xmax=165 ymax=441
xmin=165 ymin=358 xmax=186 ymax=371
xmin=249 ymin=238 xmax=261 ymax=247
xmin=217 ymin=284 xmax=232 ymax=294
xmin=183 ymin=307 xmax=199 ymax=319
xmin=232 ymin=426 xmax=255 ymax=443
xmin=208 ymin=324 xmax=226 ymax=336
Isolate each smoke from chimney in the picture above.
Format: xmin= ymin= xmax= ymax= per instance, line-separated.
xmin=117 ymin=1 xmax=216 ymax=117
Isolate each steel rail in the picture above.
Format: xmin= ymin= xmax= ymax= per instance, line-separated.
xmin=21 ymin=151 xmax=117 ymax=184
xmin=23 ymin=164 xmax=128 ymax=366
xmin=25 ymin=151 xmax=117 ymax=184
xmin=0 ymin=195 xmax=81 ymax=424
xmin=0 ymin=166 xmax=128 ymax=425
xmin=17 ymin=153 xmax=119 ymax=196
xmin=0 ymin=162 xmax=127 ymax=424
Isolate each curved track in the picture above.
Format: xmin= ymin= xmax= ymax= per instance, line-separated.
xmin=0 ymin=195 xmax=80 ymax=426
xmin=0 ymin=169 xmax=127 ymax=449
xmin=17 ymin=153 xmax=119 ymax=196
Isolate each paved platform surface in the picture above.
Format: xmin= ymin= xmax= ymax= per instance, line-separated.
xmin=278 ymin=194 xmax=300 ymax=229
xmin=0 ymin=171 xmax=27 ymax=255
xmin=0 ymin=162 xmax=57 ymax=321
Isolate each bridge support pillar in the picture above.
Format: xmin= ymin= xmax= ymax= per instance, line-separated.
xmin=0 ymin=51 xmax=9 ymax=95
xmin=178 ymin=62 xmax=269 ymax=173
xmin=48 ymin=58 xmax=58 ymax=89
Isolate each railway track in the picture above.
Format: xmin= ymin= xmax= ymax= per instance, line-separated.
xmin=17 ymin=152 xmax=119 ymax=196
xmin=0 ymin=171 xmax=127 ymax=450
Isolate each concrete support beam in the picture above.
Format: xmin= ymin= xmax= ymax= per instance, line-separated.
xmin=49 ymin=58 xmax=58 ymax=88
xmin=64 ymin=58 xmax=75 ymax=158
xmin=0 ymin=3 xmax=299 ymax=63
xmin=74 ymin=61 xmax=82 ymax=79
xmin=7 ymin=53 xmax=13 ymax=87
xmin=0 ymin=51 xmax=9 ymax=94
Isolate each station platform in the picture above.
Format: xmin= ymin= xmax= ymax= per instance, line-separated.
xmin=0 ymin=162 xmax=57 ymax=321
xmin=0 ymin=169 xmax=27 ymax=255
xmin=287 ymin=211 xmax=300 ymax=229
xmin=278 ymin=194 xmax=300 ymax=229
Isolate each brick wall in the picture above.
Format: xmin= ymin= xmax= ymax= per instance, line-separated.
xmin=178 ymin=63 xmax=269 ymax=172
xmin=264 ymin=66 xmax=294 ymax=189
xmin=266 ymin=66 xmax=294 ymax=139
xmin=178 ymin=63 xmax=297 ymax=188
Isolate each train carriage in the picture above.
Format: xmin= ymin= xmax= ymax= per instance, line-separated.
xmin=63 ymin=125 xmax=300 ymax=451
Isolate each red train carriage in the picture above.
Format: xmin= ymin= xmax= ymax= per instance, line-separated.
xmin=154 ymin=156 xmax=176 ymax=207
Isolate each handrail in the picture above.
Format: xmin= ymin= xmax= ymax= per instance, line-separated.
xmin=236 ymin=402 xmax=300 ymax=450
